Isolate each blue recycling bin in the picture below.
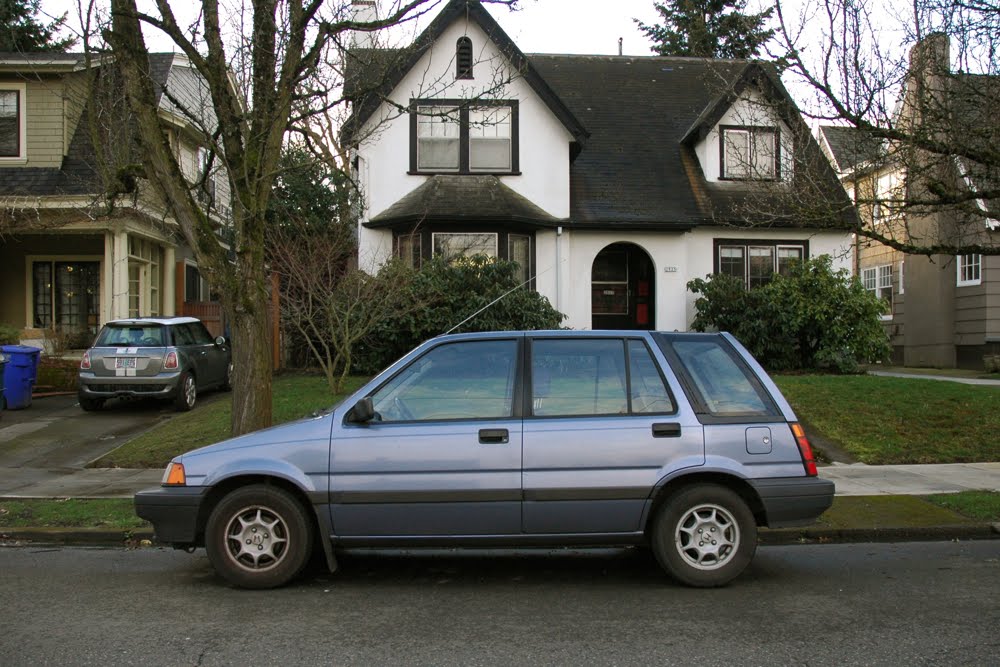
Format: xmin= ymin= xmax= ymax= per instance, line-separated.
xmin=0 ymin=351 xmax=7 ymax=412
xmin=1 ymin=345 xmax=42 ymax=410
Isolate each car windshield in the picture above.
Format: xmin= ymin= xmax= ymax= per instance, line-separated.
xmin=95 ymin=325 xmax=166 ymax=347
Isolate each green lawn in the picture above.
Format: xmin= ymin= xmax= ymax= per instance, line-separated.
xmin=93 ymin=374 xmax=367 ymax=469
xmin=774 ymin=375 xmax=1000 ymax=464
xmin=924 ymin=490 xmax=1000 ymax=521
xmin=0 ymin=498 xmax=147 ymax=529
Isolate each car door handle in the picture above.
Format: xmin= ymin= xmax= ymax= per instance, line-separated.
xmin=479 ymin=428 xmax=509 ymax=444
xmin=652 ymin=423 xmax=681 ymax=438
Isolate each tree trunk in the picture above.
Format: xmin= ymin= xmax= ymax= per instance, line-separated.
xmin=227 ymin=294 xmax=273 ymax=435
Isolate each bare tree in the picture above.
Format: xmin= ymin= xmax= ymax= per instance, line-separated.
xmin=739 ymin=0 xmax=1000 ymax=257
xmin=92 ymin=0 xmax=516 ymax=435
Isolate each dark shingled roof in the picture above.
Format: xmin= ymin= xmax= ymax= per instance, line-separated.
xmin=368 ymin=175 xmax=562 ymax=228
xmin=820 ymin=125 xmax=884 ymax=173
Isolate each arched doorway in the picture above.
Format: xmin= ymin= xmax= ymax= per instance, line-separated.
xmin=591 ymin=243 xmax=655 ymax=330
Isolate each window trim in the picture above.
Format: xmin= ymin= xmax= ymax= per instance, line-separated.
xmin=956 ymin=254 xmax=982 ymax=287
xmin=409 ymin=99 xmax=520 ymax=175
xmin=713 ymin=239 xmax=809 ymax=288
xmin=0 ymin=83 xmax=27 ymax=162
xmin=719 ymin=124 xmax=780 ymax=181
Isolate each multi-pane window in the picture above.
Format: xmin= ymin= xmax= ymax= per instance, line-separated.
xmin=0 ymin=89 xmax=21 ymax=157
xmin=128 ymin=238 xmax=162 ymax=317
xmin=31 ymin=261 xmax=101 ymax=333
xmin=721 ymin=126 xmax=778 ymax=180
xmin=412 ymin=101 xmax=517 ymax=174
xmin=432 ymin=232 xmax=497 ymax=262
xmin=957 ymin=254 xmax=981 ymax=286
xmin=862 ymin=264 xmax=893 ymax=317
xmin=717 ymin=241 xmax=806 ymax=288
xmin=396 ymin=233 xmax=422 ymax=268
xmin=184 ymin=264 xmax=211 ymax=302
xmin=416 ymin=105 xmax=460 ymax=172
xmin=873 ymin=171 xmax=903 ymax=225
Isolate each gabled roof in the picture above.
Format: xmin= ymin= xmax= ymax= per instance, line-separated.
xmin=0 ymin=53 xmax=208 ymax=198
xmin=343 ymin=0 xmax=587 ymax=144
xmin=367 ymin=175 xmax=562 ymax=229
xmin=819 ymin=125 xmax=885 ymax=174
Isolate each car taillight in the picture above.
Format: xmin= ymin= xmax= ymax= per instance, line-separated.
xmin=80 ymin=350 xmax=91 ymax=370
xmin=790 ymin=422 xmax=818 ymax=477
xmin=164 ymin=351 xmax=179 ymax=370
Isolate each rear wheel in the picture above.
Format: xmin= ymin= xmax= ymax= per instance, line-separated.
xmin=79 ymin=396 xmax=104 ymax=412
xmin=205 ymin=484 xmax=314 ymax=589
xmin=174 ymin=371 xmax=196 ymax=411
xmin=220 ymin=362 xmax=233 ymax=392
xmin=651 ymin=484 xmax=757 ymax=587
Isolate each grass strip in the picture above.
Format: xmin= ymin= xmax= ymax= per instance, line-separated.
xmin=0 ymin=499 xmax=147 ymax=529
xmin=923 ymin=490 xmax=1000 ymax=522
xmin=93 ymin=374 xmax=368 ymax=469
xmin=774 ymin=375 xmax=1000 ymax=464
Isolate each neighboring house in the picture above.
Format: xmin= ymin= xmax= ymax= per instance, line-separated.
xmin=0 ymin=52 xmax=230 ymax=349
xmin=819 ymin=34 xmax=1000 ymax=369
xmin=343 ymin=0 xmax=853 ymax=332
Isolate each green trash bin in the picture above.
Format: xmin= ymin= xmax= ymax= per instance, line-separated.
xmin=1 ymin=345 xmax=42 ymax=410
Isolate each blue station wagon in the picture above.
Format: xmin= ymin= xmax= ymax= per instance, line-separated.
xmin=135 ymin=331 xmax=834 ymax=588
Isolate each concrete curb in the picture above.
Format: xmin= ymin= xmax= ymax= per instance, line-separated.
xmin=2 ymin=524 xmax=998 ymax=549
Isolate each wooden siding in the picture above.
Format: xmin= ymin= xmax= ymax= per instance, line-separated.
xmin=23 ymin=78 xmax=66 ymax=168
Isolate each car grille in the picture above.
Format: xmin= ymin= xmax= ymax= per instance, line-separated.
xmin=89 ymin=384 xmax=168 ymax=393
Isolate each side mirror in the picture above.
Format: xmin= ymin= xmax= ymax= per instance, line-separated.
xmin=349 ymin=397 xmax=375 ymax=424
xmin=214 ymin=336 xmax=227 ymax=347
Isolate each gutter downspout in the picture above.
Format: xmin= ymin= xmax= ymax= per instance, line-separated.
xmin=555 ymin=226 xmax=563 ymax=312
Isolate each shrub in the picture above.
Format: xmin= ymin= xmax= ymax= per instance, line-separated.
xmin=0 ymin=324 xmax=20 ymax=345
xmin=688 ymin=255 xmax=890 ymax=373
xmin=354 ymin=256 xmax=565 ymax=373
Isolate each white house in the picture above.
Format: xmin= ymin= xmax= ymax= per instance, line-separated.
xmin=344 ymin=0 xmax=853 ymax=331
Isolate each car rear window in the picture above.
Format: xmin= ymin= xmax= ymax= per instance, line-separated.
xmin=95 ymin=325 xmax=166 ymax=347
xmin=668 ymin=339 xmax=777 ymax=418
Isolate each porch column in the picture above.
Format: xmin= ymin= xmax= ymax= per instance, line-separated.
xmin=111 ymin=228 xmax=130 ymax=319
xmin=102 ymin=232 xmax=114 ymax=324
xmin=162 ymin=245 xmax=176 ymax=316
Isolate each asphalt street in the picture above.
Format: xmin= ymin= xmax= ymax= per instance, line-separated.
xmin=1 ymin=541 xmax=998 ymax=666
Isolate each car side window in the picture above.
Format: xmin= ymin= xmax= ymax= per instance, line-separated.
xmin=628 ymin=340 xmax=676 ymax=414
xmin=671 ymin=340 xmax=773 ymax=416
xmin=371 ymin=340 xmax=517 ymax=422
xmin=531 ymin=339 xmax=628 ymax=416
xmin=187 ymin=322 xmax=214 ymax=345
xmin=172 ymin=325 xmax=195 ymax=347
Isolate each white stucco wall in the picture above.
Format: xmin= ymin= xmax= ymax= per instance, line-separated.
xmin=355 ymin=18 xmax=573 ymax=272
xmin=535 ymin=228 xmax=854 ymax=331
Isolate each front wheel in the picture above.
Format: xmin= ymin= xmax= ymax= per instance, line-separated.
xmin=205 ymin=484 xmax=314 ymax=589
xmin=79 ymin=397 xmax=104 ymax=412
xmin=650 ymin=484 xmax=757 ymax=587
xmin=174 ymin=371 xmax=196 ymax=411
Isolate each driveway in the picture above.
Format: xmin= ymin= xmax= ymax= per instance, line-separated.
xmin=0 ymin=395 xmax=172 ymax=474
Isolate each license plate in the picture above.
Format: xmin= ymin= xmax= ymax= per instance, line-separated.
xmin=115 ymin=357 xmax=137 ymax=369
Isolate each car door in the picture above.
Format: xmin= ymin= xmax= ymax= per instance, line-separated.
xmin=521 ymin=336 xmax=705 ymax=535
xmin=330 ymin=337 xmax=523 ymax=539
xmin=182 ymin=322 xmax=221 ymax=387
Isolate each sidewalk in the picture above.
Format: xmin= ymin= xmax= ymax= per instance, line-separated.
xmin=0 ymin=462 xmax=998 ymax=499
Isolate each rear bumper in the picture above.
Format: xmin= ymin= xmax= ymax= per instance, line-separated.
xmin=79 ymin=372 xmax=182 ymax=400
xmin=750 ymin=476 xmax=835 ymax=528
xmin=134 ymin=486 xmax=210 ymax=545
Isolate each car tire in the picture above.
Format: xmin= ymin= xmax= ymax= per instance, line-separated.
xmin=205 ymin=484 xmax=314 ymax=589
xmin=174 ymin=371 xmax=196 ymax=411
xmin=79 ymin=397 xmax=104 ymax=412
xmin=650 ymin=484 xmax=757 ymax=587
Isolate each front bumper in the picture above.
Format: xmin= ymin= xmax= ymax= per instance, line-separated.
xmin=750 ymin=476 xmax=836 ymax=528
xmin=79 ymin=372 xmax=182 ymax=400
xmin=134 ymin=486 xmax=210 ymax=545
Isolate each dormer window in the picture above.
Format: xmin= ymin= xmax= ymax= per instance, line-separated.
xmin=0 ymin=86 xmax=26 ymax=159
xmin=411 ymin=99 xmax=519 ymax=175
xmin=720 ymin=125 xmax=778 ymax=180
xmin=456 ymin=37 xmax=473 ymax=79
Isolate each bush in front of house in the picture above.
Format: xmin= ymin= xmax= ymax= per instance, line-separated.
xmin=687 ymin=255 xmax=890 ymax=373
xmin=353 ymin=256 xmax=565 ymax=373
xmin=0 ymin=324 xmax=20 ymax=345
